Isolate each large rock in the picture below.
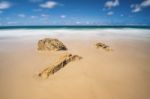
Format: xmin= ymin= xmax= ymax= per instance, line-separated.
xmin=38 ymin=53 xmax=82 ymax=79
xmin=38 ymin=38 xmax=67 ymax=51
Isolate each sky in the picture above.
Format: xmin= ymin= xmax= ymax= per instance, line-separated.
xmin=0 ymin=0 xmax=150 ymax=26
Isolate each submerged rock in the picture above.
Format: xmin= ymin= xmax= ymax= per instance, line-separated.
xmin=96 ymin=42 xmax=112 ymax=51
xmin=38 ymin=38 xmax=67 ymax=51
xmin=38 ymin=53 xmax=82 ymax=79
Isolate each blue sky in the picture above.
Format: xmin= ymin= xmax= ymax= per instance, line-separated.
xmin=0 ymin=0 xmax=150 ymax=26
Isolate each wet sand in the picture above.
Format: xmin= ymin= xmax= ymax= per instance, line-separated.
xmin=0 ymin=29 xmax=150 ymax=99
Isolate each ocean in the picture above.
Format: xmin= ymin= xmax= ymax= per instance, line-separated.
xmin=0 ymin=26 xmax=150 ymax=30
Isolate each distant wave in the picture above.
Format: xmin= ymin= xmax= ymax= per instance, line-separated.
xmin=0 ymin=28 xmax=150 ymax=40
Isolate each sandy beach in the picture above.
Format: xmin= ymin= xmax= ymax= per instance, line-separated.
xmin=0 ymin=28 xmax=150 ymax=99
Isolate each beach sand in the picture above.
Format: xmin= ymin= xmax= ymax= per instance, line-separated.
xmin=0 ymin=29 xmax=150 ymax=99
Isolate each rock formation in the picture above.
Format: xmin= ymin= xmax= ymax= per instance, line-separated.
xmin=38 ymin=53 xmax=82 ymax=79
xmin=38 ymin=38 xmax=67 ymax=51
xmin=96 ymin=42 xmax=112 ymax=51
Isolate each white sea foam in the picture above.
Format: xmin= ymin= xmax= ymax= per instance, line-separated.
xmin=0 ymin=28 xmax=149 ymax=40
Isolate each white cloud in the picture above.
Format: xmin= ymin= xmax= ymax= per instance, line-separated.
xmin=30 ymin=16 xmax=37 ymax=18
xmin=107 ymin=11 xmax=114 ymax=16
xmin=60 ymin=15 xmax=66 ymax=18
xmin=7 ymin=21 xmax=17 ymax=25
xmin=131 ymin=4 xmax=141 ymax=13
xmin=0 ymin=1 xmax=11 ymax=10
xmin=105 ymin=0 xmax=119 ymax=9
xmin=131 ymin=0 xmax=150 ymax=13
xmin=141 ymin=0 xmax=150 ymax=7
xmin=18 ymin=14 xmax=26 ymax=18
xmin=86 ymin=21 xmax=90 ymax=25
xmin=76 ymin=21 xmax=81 ymax=24
xmin=41 ymin=14 xmax=49 ymax=17
xmin=40 ymin=1 xmax=58 ymax=8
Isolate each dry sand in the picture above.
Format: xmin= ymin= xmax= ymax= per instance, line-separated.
xmin=0 ymin=29 xmax=150 ymax=99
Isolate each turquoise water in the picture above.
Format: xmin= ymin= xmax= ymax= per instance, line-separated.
xmin=0 ymin=26 xmax=150 ymax=30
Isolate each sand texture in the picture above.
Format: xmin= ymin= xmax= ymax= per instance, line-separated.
xmin=0 ymin=29 xmax=150 ymax=99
